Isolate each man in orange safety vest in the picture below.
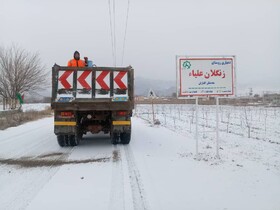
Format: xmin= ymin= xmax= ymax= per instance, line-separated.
xmin=67 ymin=51 xmax=86 ymax=67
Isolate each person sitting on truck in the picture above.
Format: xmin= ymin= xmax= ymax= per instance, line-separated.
xmin=67 ymin=51 xmax=86 ymax=67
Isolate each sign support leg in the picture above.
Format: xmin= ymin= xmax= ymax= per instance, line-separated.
xmin=216 ymin=97 xmax=220 ymax=159
xmin=195 ymin=97 xmax=198 ymax=157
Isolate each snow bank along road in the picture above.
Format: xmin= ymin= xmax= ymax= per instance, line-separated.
xmin=0 ymin=116 xmax=279 ymax=210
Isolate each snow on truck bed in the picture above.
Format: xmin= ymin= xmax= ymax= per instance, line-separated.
xmin=0 ymin=104 xmax=279 ymax=210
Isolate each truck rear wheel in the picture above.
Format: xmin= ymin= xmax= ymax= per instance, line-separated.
xmin=57 ymin=135 xmax=65 ymax=147
xmin=111 ymin=133 xmax=119 ymax=145
xmin=69 ymin=135 xmax=79 ymax=146
xmin=64 ymin=135 xmax=70 ymax=146
xmin=120 ymin=132 xmax=131 ymax=144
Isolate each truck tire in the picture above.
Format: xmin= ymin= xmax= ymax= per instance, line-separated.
xmin=120 ymin=132 xmax=131 ymax=144
xmin=57 ymin=135 xmax=65 ymax=147
xmin=111 ymin=133 xmax=119 ymax=145
xmin=69 ymin=135 xmax=79 ymax=146
xmin=77 ymin=130 xmax=83 ymax=141
xmin=65 ymin=135 xmax=70 ymax=146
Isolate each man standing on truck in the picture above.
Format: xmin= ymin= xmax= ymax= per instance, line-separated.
xmin=67 ymin=51 xmax=86 ymax=67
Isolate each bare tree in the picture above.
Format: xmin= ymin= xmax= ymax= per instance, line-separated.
xmin=0 ymin=45 xmax=48 ymax=108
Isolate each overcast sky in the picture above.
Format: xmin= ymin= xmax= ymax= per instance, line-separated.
xmin=1 ymin=0 xmax=279 ymax=93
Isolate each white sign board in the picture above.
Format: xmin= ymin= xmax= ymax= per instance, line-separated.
xmin=177 ymin=56 xmax=235 ymax=97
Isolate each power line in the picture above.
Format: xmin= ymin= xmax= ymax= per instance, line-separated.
xmin=121 ymin=0 xmax=130 ymax=66
xmin=108 ymin=0 xmax=115 ymax=66
xmin=112 ymin=0 xmax=117 ymax=67
xmin=108 ymin=0 xmax=131 ymax=67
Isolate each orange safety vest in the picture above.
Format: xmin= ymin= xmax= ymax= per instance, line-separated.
xmin=67 ymin=59 xmax=86 ymax=67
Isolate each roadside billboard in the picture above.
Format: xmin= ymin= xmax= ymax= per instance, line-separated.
xmin=176 ymin=56 xmax=236 ymax=97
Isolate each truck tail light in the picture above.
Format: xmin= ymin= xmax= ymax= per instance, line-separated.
xmin=117 ymin=111 xmax=127 ymax=116
xmin=60 ymin=111 xmax=74 ymax=118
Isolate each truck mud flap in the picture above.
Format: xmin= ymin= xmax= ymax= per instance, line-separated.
xmin=54 ymin=121 xmax=76 ymax=135
xmin=112 ymin=121 xmax=131 ymax=133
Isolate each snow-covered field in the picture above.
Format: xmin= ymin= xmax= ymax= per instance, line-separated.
xmin=0 ymin=104 xmax=279 ymax=210
xmin=21 ymin=103 xmax=50 ymax=112
xmin=135 ymin=104 xmax=280 ymax=178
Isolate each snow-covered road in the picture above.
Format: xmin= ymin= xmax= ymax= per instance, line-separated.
xmin=0 ymin=116 xmax=279 ymax=210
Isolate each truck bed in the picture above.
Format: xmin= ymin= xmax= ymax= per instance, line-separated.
xmin=51 ymin=64 xmax=134 ymax=111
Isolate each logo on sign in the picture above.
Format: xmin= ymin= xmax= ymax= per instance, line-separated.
xmin=182 ymin=61 xmax=191 ymax=70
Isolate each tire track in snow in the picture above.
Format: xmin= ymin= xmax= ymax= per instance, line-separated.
xmin=108 ymin=145 xmax=125 ymax=210
xmin=124 ymin=145 xmax=150 ymax=210
xmin=1 ymin=147 xmax=74 ymax=210
xmin=0 ymin=121 xmax=51 ymax=144
xmin=0 ymin=132 xmax=58 ymax=181
xmin=1 ymin=135 xmax=55 ymax=159
xmin=0 ymin=116 xmax=74 ymax=210
xmin=0 ymin=130 xmax=71 ymax=184
xmin=0 ymin=117 xmax=55 ymax=159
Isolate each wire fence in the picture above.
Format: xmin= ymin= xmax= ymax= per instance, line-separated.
xmin=134 ymin=104 xmax=280 ymax=144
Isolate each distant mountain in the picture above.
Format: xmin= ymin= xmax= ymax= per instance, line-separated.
xmin=134 ymin=77 xmax=277 ymax=97
xmin=28 ymin=76 xmax=278 ymax=99
xmin=135 ymin=77 xmax=176 ymax=97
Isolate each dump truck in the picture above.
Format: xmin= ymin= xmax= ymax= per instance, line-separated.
xmin=51 ymin=64 xmax=134 ymax=146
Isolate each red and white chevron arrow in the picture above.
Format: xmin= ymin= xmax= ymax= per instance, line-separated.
xmin=58 ymin=70 xmax=73 ymax=89
xmin=114 ymin=71 xmax=127 ymax=90
xmin=96 ymin=71 xmax=110 ymax=90
xmin=77 ymin=71 xmax=91 ymax=90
